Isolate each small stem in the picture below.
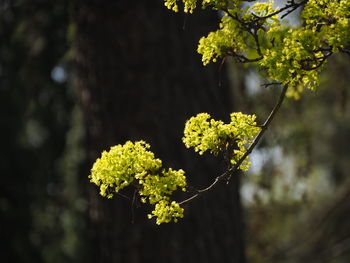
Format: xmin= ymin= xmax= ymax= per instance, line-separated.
xmin=179 ymin=85 xmax=288 ymax=205
xmin=229 ymin=85 xmax=288 ymax=173
xmin=261 ymin=82 xmax=282 ymax=88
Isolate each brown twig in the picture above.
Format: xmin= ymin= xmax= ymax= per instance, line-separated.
xmin=220 ymin=1 xmax=309 ymax=66
xmin=300 ymin=51 xmax=333 ymax=71
xmin=253 ymin=0 xmax=309 ymax=21
xmin=261 ymin=82 xmax=282 ymax=88
xmin=179 ymin=85 xmax=288 ymax=205
xmin=223 ymin=0 xmax=308 ymax=26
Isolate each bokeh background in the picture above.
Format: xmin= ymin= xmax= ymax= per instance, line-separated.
xmin=1 ymin=0 xmax=350 ymax=262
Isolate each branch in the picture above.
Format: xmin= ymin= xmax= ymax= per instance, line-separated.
xmin=223 ymin=0 xmax=308 ymax=26
xmin=228 ymin=50 xmax=264 ymax=63
xmin=252 ymin=0 xmax=309 ymax=22
xmin=221 ymin=1 xmax=309 ymax=65
xmin=261 ymin=82 xmax=282 ymax=88
xmin=179 ymin=85 xmax=288 ymax=205
xmin=300 ymin=51 xmax=333 ymax=71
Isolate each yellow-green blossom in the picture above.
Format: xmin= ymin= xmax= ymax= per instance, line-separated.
xmin=89 ymin=141 xmax=186 ymax=224
xmin=164 ymin=0 xmax=350 ymax=98
xmin=148 ymin=200 xmax=185 ymax=225
xmin=183 ymin=112 xmax=261 ymax=171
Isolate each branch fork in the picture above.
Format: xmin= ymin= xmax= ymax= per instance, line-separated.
xmin=179 ymin=85 xmax=288 ymax=205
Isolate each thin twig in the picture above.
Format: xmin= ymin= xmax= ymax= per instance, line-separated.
xmin=261 ymin=82 xmax=282 ymax=88
xmin=228 ymin=50 xmax=263 ymax=63
xmin=131 ymin=189 xmax=137 ymax=224
xmin=301 ymin=51 xmax=333 ymax=71
xmin=220 ymin=1 xmax=309 ymax=65
xmin=116 ymin=191 xmax=131 ymax=200
xmin=254 ymin=0 xmax=309 ymax=21
xmin=223 ymin=0 xmax=308 ymax=26
xmin=179 ymin=85 xmax=288 ymax=205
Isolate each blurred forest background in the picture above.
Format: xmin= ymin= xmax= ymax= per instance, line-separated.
xmin=1 ymin=0 xmax=350 ymax=262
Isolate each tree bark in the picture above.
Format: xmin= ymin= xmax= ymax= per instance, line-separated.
xmin=75 ymin=0 xmax=246 ymax=262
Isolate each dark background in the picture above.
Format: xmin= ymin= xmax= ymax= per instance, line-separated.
xmin=2 ymin=1 xmax=350 ymax=262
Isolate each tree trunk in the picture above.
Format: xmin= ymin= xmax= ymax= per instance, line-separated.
xmin=75 ymin=0 xmax=246 ymax=262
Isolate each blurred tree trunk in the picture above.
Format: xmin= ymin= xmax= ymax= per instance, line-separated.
xmin=75 ymin=0 xmax=246 ymax=262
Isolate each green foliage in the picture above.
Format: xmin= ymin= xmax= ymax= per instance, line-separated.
xmin=197 ymin=16 xmax=246 ymax=65
xmin=90 ymin=0 xmax=350 ymax=225
xmin=183 ymin=112 xmax=260 ymax=171
xmin=148 ymin=200 xmax=185 ymax=224
xmin=90 ymin=112 xmax=260 ymax=223
xmin=164 ymin=0 xmax=350 ymax=98
xmin=89 ymin=141 xmax=186 ymax=224
xmin=303 ymin=0 xmax=350 ymax=49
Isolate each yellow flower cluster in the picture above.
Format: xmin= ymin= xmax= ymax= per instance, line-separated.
xmin=260 ymin=28 xmax=323 ymax=98
xmin=148 ymin=200 xmax=184 ymax=225
xmin=89 ymin=141 xmax=186 ymax=224
xmin=90 ymin=112 xmax=261 ymax=224
xmin=302 ymin=0 xmax=350 ymax=50
xmin=89 ymin=0 xmax=350 ymax=224
xmin=164 ymin=0 xmax=232 ymax=13
xmin=164 ymin=0 xmax=197 ymax=13
xmin=198 ymin=16 xmax=246 ymax=65
xmin=164 ymin=0 xmax=350 ymax=98
xmin=183 ymin=112 xmax=261 ymax=171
